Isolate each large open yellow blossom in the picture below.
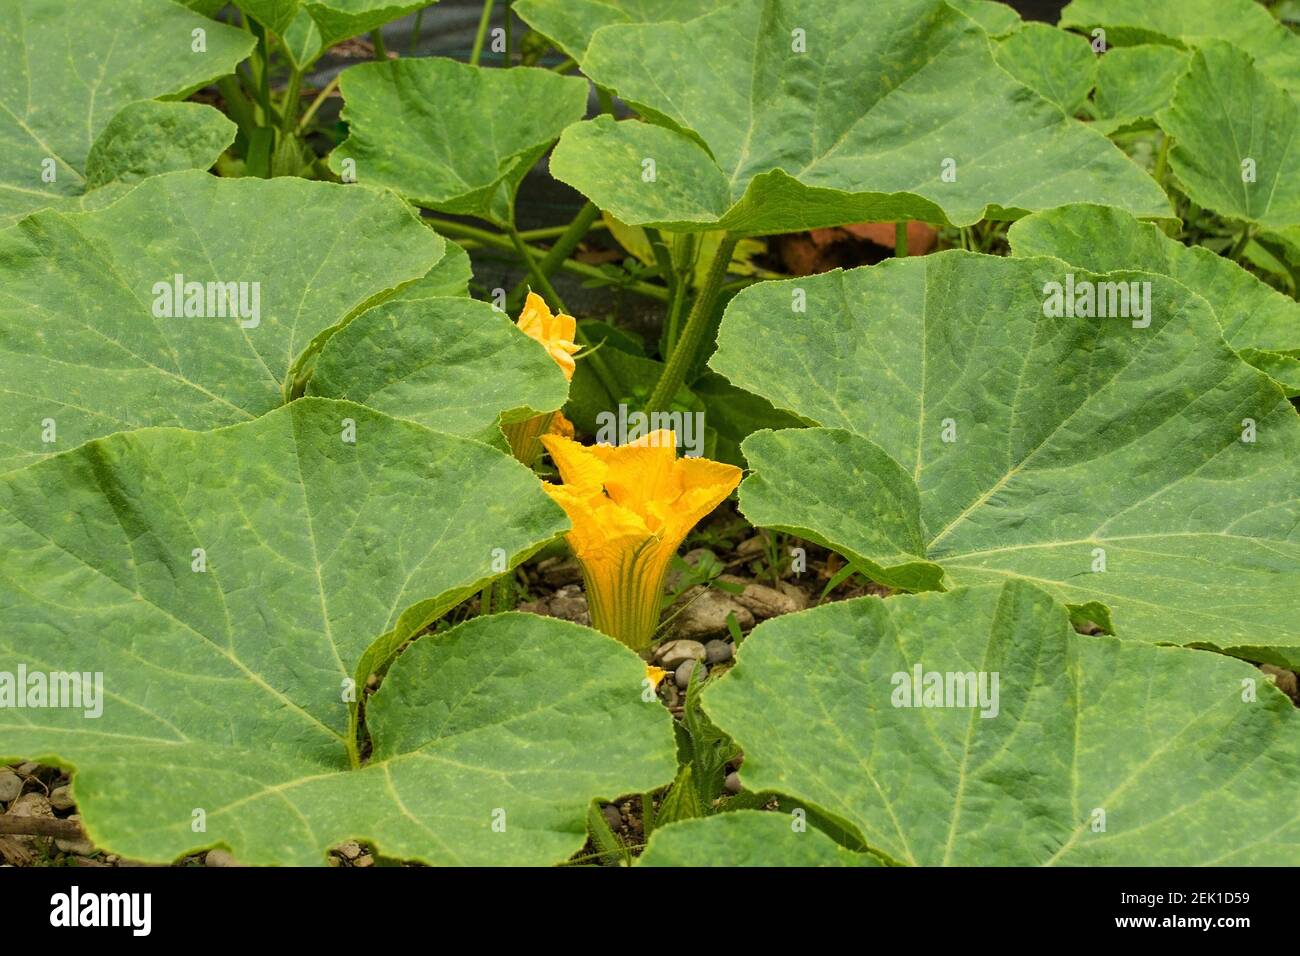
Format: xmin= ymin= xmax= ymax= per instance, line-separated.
xmin=540 ymin=430 xmax=741 ymax=651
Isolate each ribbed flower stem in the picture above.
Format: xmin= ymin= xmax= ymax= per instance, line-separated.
xmin=582 ymin=549 xmax=671 ymax=652
xmin=647 ymin=233 xmax=738 ymax=413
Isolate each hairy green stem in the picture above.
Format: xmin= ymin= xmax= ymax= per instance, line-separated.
xmin=217 ymin=74 xmax=258 ymax=137
xmin=1153 ymin=133 xmax=1171 ymax=189
xmin=371 ymin=29 xmax=389 ymax=59
xmin=425 ymin=217 xmax=668 ymax=301
xmin=508 ymin=226 xmax=626 ymax=404
xmin=647 ymin=234 xmax=738 ymax=412
xmin=508 ymin=202 xmax=601 ymax=310
xmin=895 ymin=221 xmax=909 ymax=257
xmin=1228 ymin=223 xmax=1254 ymax=261
xmin=408 ymin=6 xmax=426 ymax=56
xmin=296 ymin=74 xmax=340 ymax=133
xmin=519 ymin=220 xmax=607 ymax=242
xmin=470 ymin=0 xmax=495 ymax=66
xmin=510 ymin=225 xmax=568 ymax=312
xmin=279 ymin=67 xmax=303 ymax=133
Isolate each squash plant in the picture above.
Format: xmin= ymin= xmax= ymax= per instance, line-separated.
xmin=2 ymin=0 xmax=1299 ymax=867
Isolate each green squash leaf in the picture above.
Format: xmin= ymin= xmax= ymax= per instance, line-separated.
xmin=308 ymin=297 xmax=569 ymax=442
xmin=514 ymin=0 xmax=715 ymax=61
xmin=235 ymin=0 xmax=427 ymax=52
xmin=1061 ymin=0 xmax=1300 ymax=98
xmin=712 ymin=252 xmax=1300 ymax=664
xmin=949 ymin=0 xmax=1022 ymax=37
xmin=330 ymin=58 xmax=589 ymax=226
xmin=0 ymin=0 xmax=254 ymax=227
xmin=1156 ymin=42 xmax=1300 ymax=232
xmin=1090 ymin=44 xmax=1189 ymax=135
xmin=638 ymin=811 xmax=882 ymax=867
xmin=994 ymin=22 xmax=1097 ymax=116
xmin=0 ymin=170 xmax=440 ymax=473
xmin=1009 ymin=203 xmax=1300 ymax=395
xmin=84 ymin=101 xmax=236 ymax=190
xmin=550 ymin=0 xmax=1170 ymax=234
xmin=703 ymin=582 xmax=1300 ymax=865
xmin=180 ymin=0 xmax=229 ymax=16
xmin=388 ymin=242 xmax=474 ymax=301
xmin=0 ymin=399 xmax=676 ymax=864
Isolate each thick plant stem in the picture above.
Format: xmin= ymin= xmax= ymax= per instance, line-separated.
xmin=508 ymin=201 xmax=601 ymax=310
xmin=492 ymin=572 xmax=515 ymax=613
xmin=895 ymin=221 xmax=909 ymax=257
xmin=1153 ymin=133 xmax=1170 ymax=189
xmin=470 ymin=0 xmax=495 ymax=66
xmin=371 ymin=29 xmax=389 ymax=59
xmin=510 ymin=225 xmax=569 ymax=313
xmin=279 ymin=67 xmax=303 ymax=133
xmin=296 ymin=74 xmax=340 ymax=134
xmin=647 ymin=234 xmax=738 ymax=413
xmin=1228 ymin=224 xmax=1253 ymax=261
xmin=217 ymin=75 xmax=258 ymax=137
xmin=408 ymin=7 xmax=426 ymax=55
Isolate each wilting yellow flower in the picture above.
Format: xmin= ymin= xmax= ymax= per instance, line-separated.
xmin=540 ymin=430 xmax=741 ymax=651
xmin=645 ymin=665 xmax=669 ymax=689
xmin=549 ymin=410 xmax=574 ymax=439
xmin=517 ymin=292 xmax=580 ymax=381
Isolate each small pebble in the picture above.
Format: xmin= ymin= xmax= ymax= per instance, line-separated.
xmin=705 ymin=639 xmax=733 ymax=664
xmin=655 ymin=639 xmax=706 ymax=669
xmin=0 ymin=770 xmax=21 ymax=803
xmin=55 ymin=814 xmax=93 ymax=856
xmin=675 ymin=659 xmax=706 ymax=689
xmin=724 ymin=772 xmax=742 ymax=794
xmin=9 ymin=792 xmax=51 ymax=818
xmin=720 ymin=576 xmax=804 ymax=619
xmin=15 ymin=762 xmax=37 ymax=776
xmin=336 ymin=841 xmax=363 ymax=861
xmin=671 ymin=589 xmax=754 ymax=641
xmin=50 ymin=785 xmax=75 ymax=811
xmin=204 ymin=849 xmax=238 ymax=867
xmin=354 ymin=854 xmax=374 ymax=868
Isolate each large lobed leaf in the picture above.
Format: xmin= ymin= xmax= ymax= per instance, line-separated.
xmin=0 ymin=170 xmax=440 ymax=473
xmin=0 ymin=0 xmax=253 ymax=227
xmin=993 ymin=22 xmax=1096 ymax=117
xmin=1156 ymin=42 xmax=1300 ymax=232
xmin=704 ymin=583 xmax=1300 ymax=865
xmin=1089 ymin=44 xmax=1189 ymax=136
xmin=550 ymin=0 xmax=1169 ymax=234
xmin=1009 ymin=203 xmax=1300 ymax=395
xmin=0 ymin=400 xmax=676 ymax=865
xmin=711 ymin=251 xmax=1300 ymax=665
xmin=329 ymin=58 xmax=589 ymax=225
xmin=1061 ymin=0 xmax=1300 ymax=99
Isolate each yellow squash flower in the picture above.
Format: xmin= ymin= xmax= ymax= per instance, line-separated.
xmin=502 ymin=296 xmax=580 ymax=467
xmin=516 ymin=291 xmax=580 ymax=381
xmin=540 ymin=430 xmax=741 ymax=651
